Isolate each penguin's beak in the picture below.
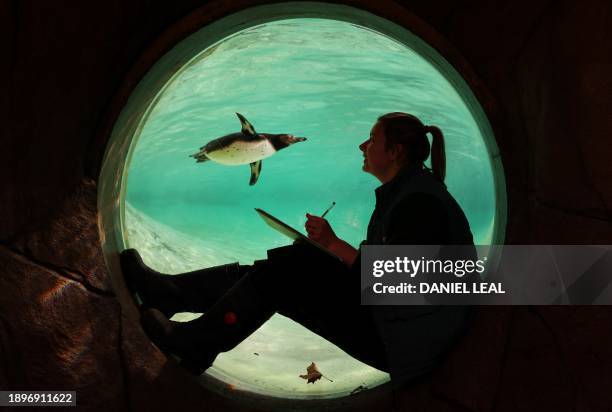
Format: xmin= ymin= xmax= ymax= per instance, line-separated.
xmin=287 ymin=135 xmax=306 ymax=143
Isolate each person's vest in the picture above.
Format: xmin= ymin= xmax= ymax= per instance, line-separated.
xmin=370 ymin=167 xmax=474 ymax=246
xmin=366 ymin=167 xmax=476 ymax=387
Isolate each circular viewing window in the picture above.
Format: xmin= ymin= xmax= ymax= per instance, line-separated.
xmin=100 ymin=2 xmax=505 ymax=404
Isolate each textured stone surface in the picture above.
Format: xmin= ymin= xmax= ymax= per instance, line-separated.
xmin=517 ymin=1 xmax=612 ymax=223
xmin=498 ymin=307 xmax=575 ymax=411
xmin=0 ymin=246 xmax=124 ymax=410
xmin=0 ymin=0 xmax=206 ymax=240
xmin=0 ymin=245 xmax=251 ymax=411
xmin=531 ymin=307 xmax=612 ymax=411
xmin=10 ymin=178 xmax=113 ymax=293
xmin=532 ymin=201 xmax=612 ymax=244
xmin=431 ymin=308 xmax=513 ymax=411
xmin=118 ymin=310 xmax=225 ymax=411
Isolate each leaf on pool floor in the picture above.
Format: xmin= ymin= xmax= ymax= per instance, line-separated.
xmin=299 ymin=362 xmax=333 ymax=384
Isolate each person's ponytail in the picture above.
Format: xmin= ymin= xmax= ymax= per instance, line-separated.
xmin=426 ymin=125 xmax=446 ymax=183
xmin=377 ymin=113 xmax=447 ymax=184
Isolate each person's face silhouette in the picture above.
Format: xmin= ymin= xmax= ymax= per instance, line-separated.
xmin=359 ymin=121 xmax=401 ymax=183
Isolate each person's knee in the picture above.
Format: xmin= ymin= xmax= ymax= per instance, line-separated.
xmin=266 ymin=242 xmax=324 ymax=264
xmin=266 ymin=244 xmax=300 ymax=261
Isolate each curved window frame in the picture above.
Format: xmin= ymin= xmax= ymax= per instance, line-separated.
xmin=98 ymin=2 xmax=506 ymax=409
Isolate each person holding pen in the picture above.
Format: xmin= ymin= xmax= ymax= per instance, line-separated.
xmin=120 ymin=112 xmax=476 ymax=387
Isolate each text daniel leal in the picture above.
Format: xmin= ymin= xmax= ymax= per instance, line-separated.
xmin=420 ymin=282 xmax=505 ymax=294
xmin=372 ymin=282 xmax=505 ymax=294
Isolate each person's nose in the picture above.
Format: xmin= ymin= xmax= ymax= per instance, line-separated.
xmin=359 ymin=140 xmax=368 ymax=152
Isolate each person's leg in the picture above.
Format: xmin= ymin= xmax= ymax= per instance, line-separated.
xmin=277 ymin=304 xmax=388 ymax=372
xmin=271 ymin=247 xmax=389 ymax=372
xmin=140 ymin=243 xmax=388 ymax=374
xmin=141 ymin=260 xmax=277 ymax=374
xmin=120 ymin=249 xmax=252 ymax=317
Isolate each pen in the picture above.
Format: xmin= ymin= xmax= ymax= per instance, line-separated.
xmin=321 ymin=201 xmax=336 ymax=218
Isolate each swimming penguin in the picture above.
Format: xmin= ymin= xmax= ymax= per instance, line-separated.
xmin=190 ymin=113 xmax=307 ymax=185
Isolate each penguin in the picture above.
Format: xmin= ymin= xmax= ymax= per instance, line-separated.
xmin=190 ymin=113 xmax=306 ymax=185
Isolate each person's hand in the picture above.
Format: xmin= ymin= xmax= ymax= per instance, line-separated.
xmin=305 ymin=213 xmax=337 ymax=248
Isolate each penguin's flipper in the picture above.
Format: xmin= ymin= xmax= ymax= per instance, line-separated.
xmin=236 ymin=113 xmax=257 ymax=137
xmin=249 ymin=160 xmax=262 ymax=185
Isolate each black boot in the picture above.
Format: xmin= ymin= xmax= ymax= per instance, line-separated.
xmin=140 ymin=265 xmax=276 ymax=375
xmin=120 ymin=249 xmax=249 ymax=317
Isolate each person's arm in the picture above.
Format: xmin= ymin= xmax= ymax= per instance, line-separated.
xmin=304 ymin=213 xmax=357 ymax=267
xmin=327 ymin=238 xmax=359 ymax=266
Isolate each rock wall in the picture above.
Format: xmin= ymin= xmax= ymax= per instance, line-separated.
xmin=1 ymin=0 xmax=611 ymax=410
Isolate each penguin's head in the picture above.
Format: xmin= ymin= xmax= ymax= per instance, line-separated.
xmin=269 ymin=134 xmax=307 ymax=150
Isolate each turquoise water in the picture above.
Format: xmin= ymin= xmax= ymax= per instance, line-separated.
xmin=124 ymin=18 xmax=496 ymax=398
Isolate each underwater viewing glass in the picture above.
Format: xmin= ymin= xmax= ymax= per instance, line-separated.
xmin=107 ymin=10 xmax=504 ymax=400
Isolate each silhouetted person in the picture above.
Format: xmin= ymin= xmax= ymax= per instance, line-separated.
xmin=121 ymin=112 xmax=476 ymax=387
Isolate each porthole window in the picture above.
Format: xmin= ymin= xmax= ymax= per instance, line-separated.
xmin=100 ymin=2 xmax=505 ymax=404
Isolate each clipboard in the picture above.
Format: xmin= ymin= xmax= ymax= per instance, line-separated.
xmin=254 ymin=208 xmax=342 ymax=261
